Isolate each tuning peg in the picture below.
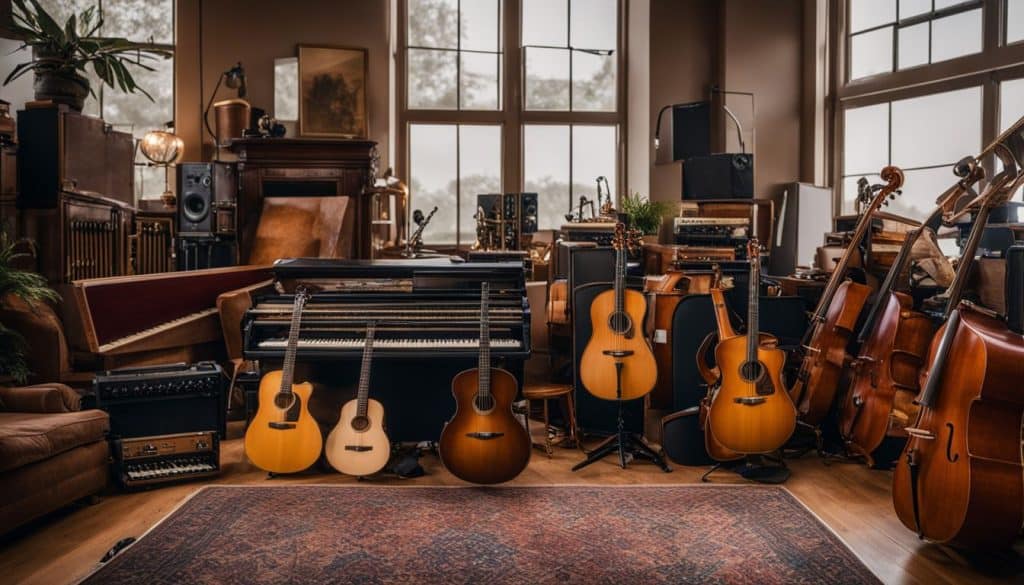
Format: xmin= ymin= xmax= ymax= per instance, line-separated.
xmin=889 ymin=192 xmax=897 ymax=199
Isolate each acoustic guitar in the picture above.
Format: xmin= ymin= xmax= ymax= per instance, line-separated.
xmin=244 ymin=287 xmax=323 ymax=474
xmin=706 ymin=240 xmax=796 ymax=454
xmin=325 ymin=322 xmax=391 ymax=477
xmin=580 ymin=223 xmax=657 ymax=401
xmin=438 ymin=282 xmax=531 ymax=484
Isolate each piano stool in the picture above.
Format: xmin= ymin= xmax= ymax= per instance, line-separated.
xmin=521 ymin=383 xmax=579 ymax=457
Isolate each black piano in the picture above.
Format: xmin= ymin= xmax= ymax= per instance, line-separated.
xmin=242 ymin=258 xmax=531 ymax=441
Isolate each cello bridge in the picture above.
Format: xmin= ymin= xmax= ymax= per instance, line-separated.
xmin=904 ymin=427 xmax=935 ymax=440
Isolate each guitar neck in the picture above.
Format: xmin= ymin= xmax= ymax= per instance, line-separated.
xmin=356 ymin=324 xmax=375 ymax=418
xmin=478 ymin=283 xmax=491 ymax=399
xmin=279 ymin=292 xmax=307 ymax=395
xmin=746 ymin=254 xmax=760 ymax=363
xmin=614 ymin=246 xmax=626 ymax=317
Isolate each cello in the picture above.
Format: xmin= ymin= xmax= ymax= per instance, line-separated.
xmin=839 ymin=161 xmax=985 ymax=465
xmin=893 ymin=117 xmax=1024 ymax=548
xmin=789 ymin=167 xmax=904 ymax=426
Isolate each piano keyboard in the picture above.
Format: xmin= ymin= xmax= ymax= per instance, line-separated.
xmin=125 ymin=458 xmax=217 ymax=481
xmin=257 ymin=337 xmax=522 ymax=350
xmin=98 ymin=307 xmax=220 ymax=353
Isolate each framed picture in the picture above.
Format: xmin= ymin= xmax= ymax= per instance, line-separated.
xmin=297 ymin=45 xmax=368 ymax=138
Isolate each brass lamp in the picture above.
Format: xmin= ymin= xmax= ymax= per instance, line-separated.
xmin=139 ymin=130 xmax=185 ymax=208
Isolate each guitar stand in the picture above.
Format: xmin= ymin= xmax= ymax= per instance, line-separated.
xmin=701 ymin=453 xmax=790 ymax=484
xmin=572 ymin=361 xmax=671 ymax=473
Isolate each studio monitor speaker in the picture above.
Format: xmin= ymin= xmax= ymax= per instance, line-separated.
xmin=178 ymin=162 xmax=236 ymax=238
xmin=682 ymin=153 xmax=754 ymax=200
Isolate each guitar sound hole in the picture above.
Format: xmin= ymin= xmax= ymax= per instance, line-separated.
xmin=273 ymin=393 xmax=296 ymax=411
xmin=740 ymin=361 xmax=765 ymax=383
xmin=351 ymin=415 xmax=370 ymax=432
xmin=607 ymin=312 xmax=632 ymax=335
xmin=474 ymin=395 xmax=496 ymax=412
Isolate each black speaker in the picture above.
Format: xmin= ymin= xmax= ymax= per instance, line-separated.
xmin=178 ymin=162 xmax=215 ymax=237
xmin=572 ymin=282 xmax=645 ymax=435
xmin=671 ymin=101 xmax=711 ymax=161
xmin=519 ymin=192 xmax=538 ymax=234
xmin=682 ymin=153 xmax=754 ymax=200
xmin=1008 ymin=245 xmax=1024 ymax=335
xmin=177 ymin=238 xmax=237 ymax=271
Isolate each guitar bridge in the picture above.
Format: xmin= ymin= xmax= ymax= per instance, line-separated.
xmin=733 ymin=396 xmax=767 ymax=406
xmin=344 ymin=445 xmax=373 ymax=452
xmin=268 ymin=422 xmax=296 ymax=430
xmin=466 ymin=432 xmax=504 ymax=440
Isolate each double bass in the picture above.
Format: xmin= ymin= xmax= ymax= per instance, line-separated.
xmin=789 ymin=167 xmax=904 ymax=426
xmin=839 ymin=160 xmax=985 ymax=465
xmin=893 ymin=117 xmax=1024 ymax=548
xmin=580 ymin=223 xmax=657 ymax=401
xmin=706 ymin=240 xmax=796 ymax=454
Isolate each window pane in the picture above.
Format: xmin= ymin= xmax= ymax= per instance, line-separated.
xmin=897 ymin=23 xmax=929 ymax=69
xmin=850 ymin=0 xmax=896 ymax=33
xmin=844 ymin=103 xmax=889 ymax=176
xmin=460 ymin=52 xmax=500 ymax=110
xmin=899 ymin=0 xmax=932 ymax=19
xmin=458 ymin=126 xmax=502 ymax=244
xmin=842 ymin=174 xmax=881 ymax=214
xmin=408 ymin=49 xmax=457 ymax=109
xmin=274 ymin=58 xmax=298 ymax=121
xmin=1000 ymin=78 xmax=1024 ymax=199
xmin=35 ymin=0 xmax=94 ymax=27
xmin=850 ymin=27 xmax=894 ymax=80
xmin=408 ymin=0 xmax=458 ymax=49
xmin=935 ymin=0 xmax=971 ymax=9
xmin=410 ymin=124 xmax=458 ymax=244
xmin=1009 ymin=0 xmax=1024 ymax=43
xmin=522 ymin=0 xmax=568 ymax=47
xmin=135 ymin=165 xmax=166 ymax=200
xmin=460 ymin=0 xmax=500 ymax=52
xmin=524 ymin=125 xmax=570 ymax=229
xmin=525 ymin=47 xmax=570 ymax=110
xmin=891 ymin=87 xmax=982 ymax=169
xmin=898 ymin=166 xmax=959 ymax=220
xmin=570 ymin=0 xmax=616 ymax=51
xmin=103 ymin=0 xmax=174 ymax=44
xmin=572 ymin=125 xmax=617 ymax=209
xmin=572 ymin=51 xmax=615 ymax=112
xmin=931 ymin=9 xmax=982 ymax=62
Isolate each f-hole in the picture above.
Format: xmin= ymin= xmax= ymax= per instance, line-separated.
xmin=945 ymin=422 xmax=959 ymax=463
xmin=474 ymin=395 xmax=495 ymax=413
xmin=607 ymin=312 xmax=633 ymax=337
xmin=739 ymin=361 xmax=765 ymax=383
xmin=351 ymin=415 xmax=370 ymax=432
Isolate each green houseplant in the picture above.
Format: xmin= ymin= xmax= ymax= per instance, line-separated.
xmin=3 ymin=0 xmax=171 ymax=111
xmin=0 ymin=233 xmax=59 ymax=384
xmin=619 ymin=192 xmax=673 ymax=237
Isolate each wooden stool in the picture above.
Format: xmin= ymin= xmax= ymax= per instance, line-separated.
xmin=522 ymin=383 xmax=578 ymax=457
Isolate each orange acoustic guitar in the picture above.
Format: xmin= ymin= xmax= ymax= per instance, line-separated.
xmin=438 ymin=282 xmax=531 ymax=484
xmin=244 ymin=287 xmax=323 ymax=474
xmin=580 ymin=223 xmax=657 ymax=401
xmin=706 ymin=240 xmax=796 ymax=454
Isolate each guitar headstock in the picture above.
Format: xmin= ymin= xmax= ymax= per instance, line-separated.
xmin=294 ymin=286 xmax=311 ymax=305
xmin=747 ymin=238 xmax=762 ymax=262
xmin=626 ymin=227 xmax=643 ymax=255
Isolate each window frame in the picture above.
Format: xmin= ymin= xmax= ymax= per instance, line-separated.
xmin=396 ymin=0 xmax=627 ymax=249
xmin=832 ymin=0 xmax=1024 ymax=214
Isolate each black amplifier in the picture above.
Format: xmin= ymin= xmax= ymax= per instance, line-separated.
xmin=112 ymin=431 xmax=220 ymax=490
xmin=673 ymin=217 xmax=750 ymax=251
xmin=560 ymin=222 xmax=618 ymax=246
xmin=92 ymin=362 xmax=227 ymax=439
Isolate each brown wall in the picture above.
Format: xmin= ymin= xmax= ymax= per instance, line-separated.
xmin=647 ymin=0 xmax=805 ymax=202
xmin=175 ymin=0 xmax=390 ymax=166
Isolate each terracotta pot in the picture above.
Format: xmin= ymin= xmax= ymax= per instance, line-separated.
xmin=33 ymin=70 xmax=90 ymax=112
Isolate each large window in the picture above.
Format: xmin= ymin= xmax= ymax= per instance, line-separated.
xmin=848 ymin=0 xmax=984 ymax=80
xmin=841 ymin=87 xmax=983 ymax=217
xmin=1009 ymin=0 xmax=1024 ymax=43
xmin=36 ymin=0 xmax=175 ymax=199
xmin=400 ymin=0 xmax=622 ymax=247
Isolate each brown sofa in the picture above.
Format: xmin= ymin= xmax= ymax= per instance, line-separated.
xmin=0 ymin=384 xmax=109 ymax=535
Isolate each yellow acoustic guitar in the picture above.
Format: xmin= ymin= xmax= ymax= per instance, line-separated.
xmin=580 ymin=223 xmax=657 ymax=401
xmin=707 ymin=240 xmax=796 ymax=454
xmin=244 ymin=287 xmax=323 ymax=474
xmin=325 ymin=322 xmax=391 ymax=476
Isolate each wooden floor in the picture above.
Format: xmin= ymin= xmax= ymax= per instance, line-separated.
xmin=1 ymin=422 xmax=1021 ymax=585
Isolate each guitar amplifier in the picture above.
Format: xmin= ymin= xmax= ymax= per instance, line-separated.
xmin=1008 ymin=245 xmax=1024 ymax=334
xmin=91 ymin=362 xmax=227 ymax=439
xmin=112 ymin=431 xmax=220 ymax=490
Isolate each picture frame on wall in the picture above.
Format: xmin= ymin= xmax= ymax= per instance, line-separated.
xmin=297 ymin=45 xmax=368 ymax=138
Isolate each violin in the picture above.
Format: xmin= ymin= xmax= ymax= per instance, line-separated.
xmin=839 ymin=160 xmax=985 ymax=465
xmin=893 ymin=117 xmax=1024 ymax=548
xmin=789 ymin=167 xmax=904 ymax=426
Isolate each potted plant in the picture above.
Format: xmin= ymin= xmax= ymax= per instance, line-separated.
xmin=0 ymin=233 xmax=59 ymax=384
xmin=3 ymin=0 xmax=171 ymax=112
xmin=619 ymin=192 xmax=672 ymax=242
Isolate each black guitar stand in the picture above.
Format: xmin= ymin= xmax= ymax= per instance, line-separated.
xmin=572 ymin=360 xmax=671 ymax=473
xmin=701 ymin=452 xmax=790 ymax=483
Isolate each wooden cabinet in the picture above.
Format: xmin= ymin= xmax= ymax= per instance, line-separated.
xmin=228 ymin=138 xmax=379 ymax=263
xmin=0 ymin=144 xmax=15 ymax=237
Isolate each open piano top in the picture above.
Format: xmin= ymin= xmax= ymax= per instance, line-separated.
xmin=243 ymin=258 xmax=531 ymax=360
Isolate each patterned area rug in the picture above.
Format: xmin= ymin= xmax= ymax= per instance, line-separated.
xmin=82 ymin=485 xmax=880 ymax=585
